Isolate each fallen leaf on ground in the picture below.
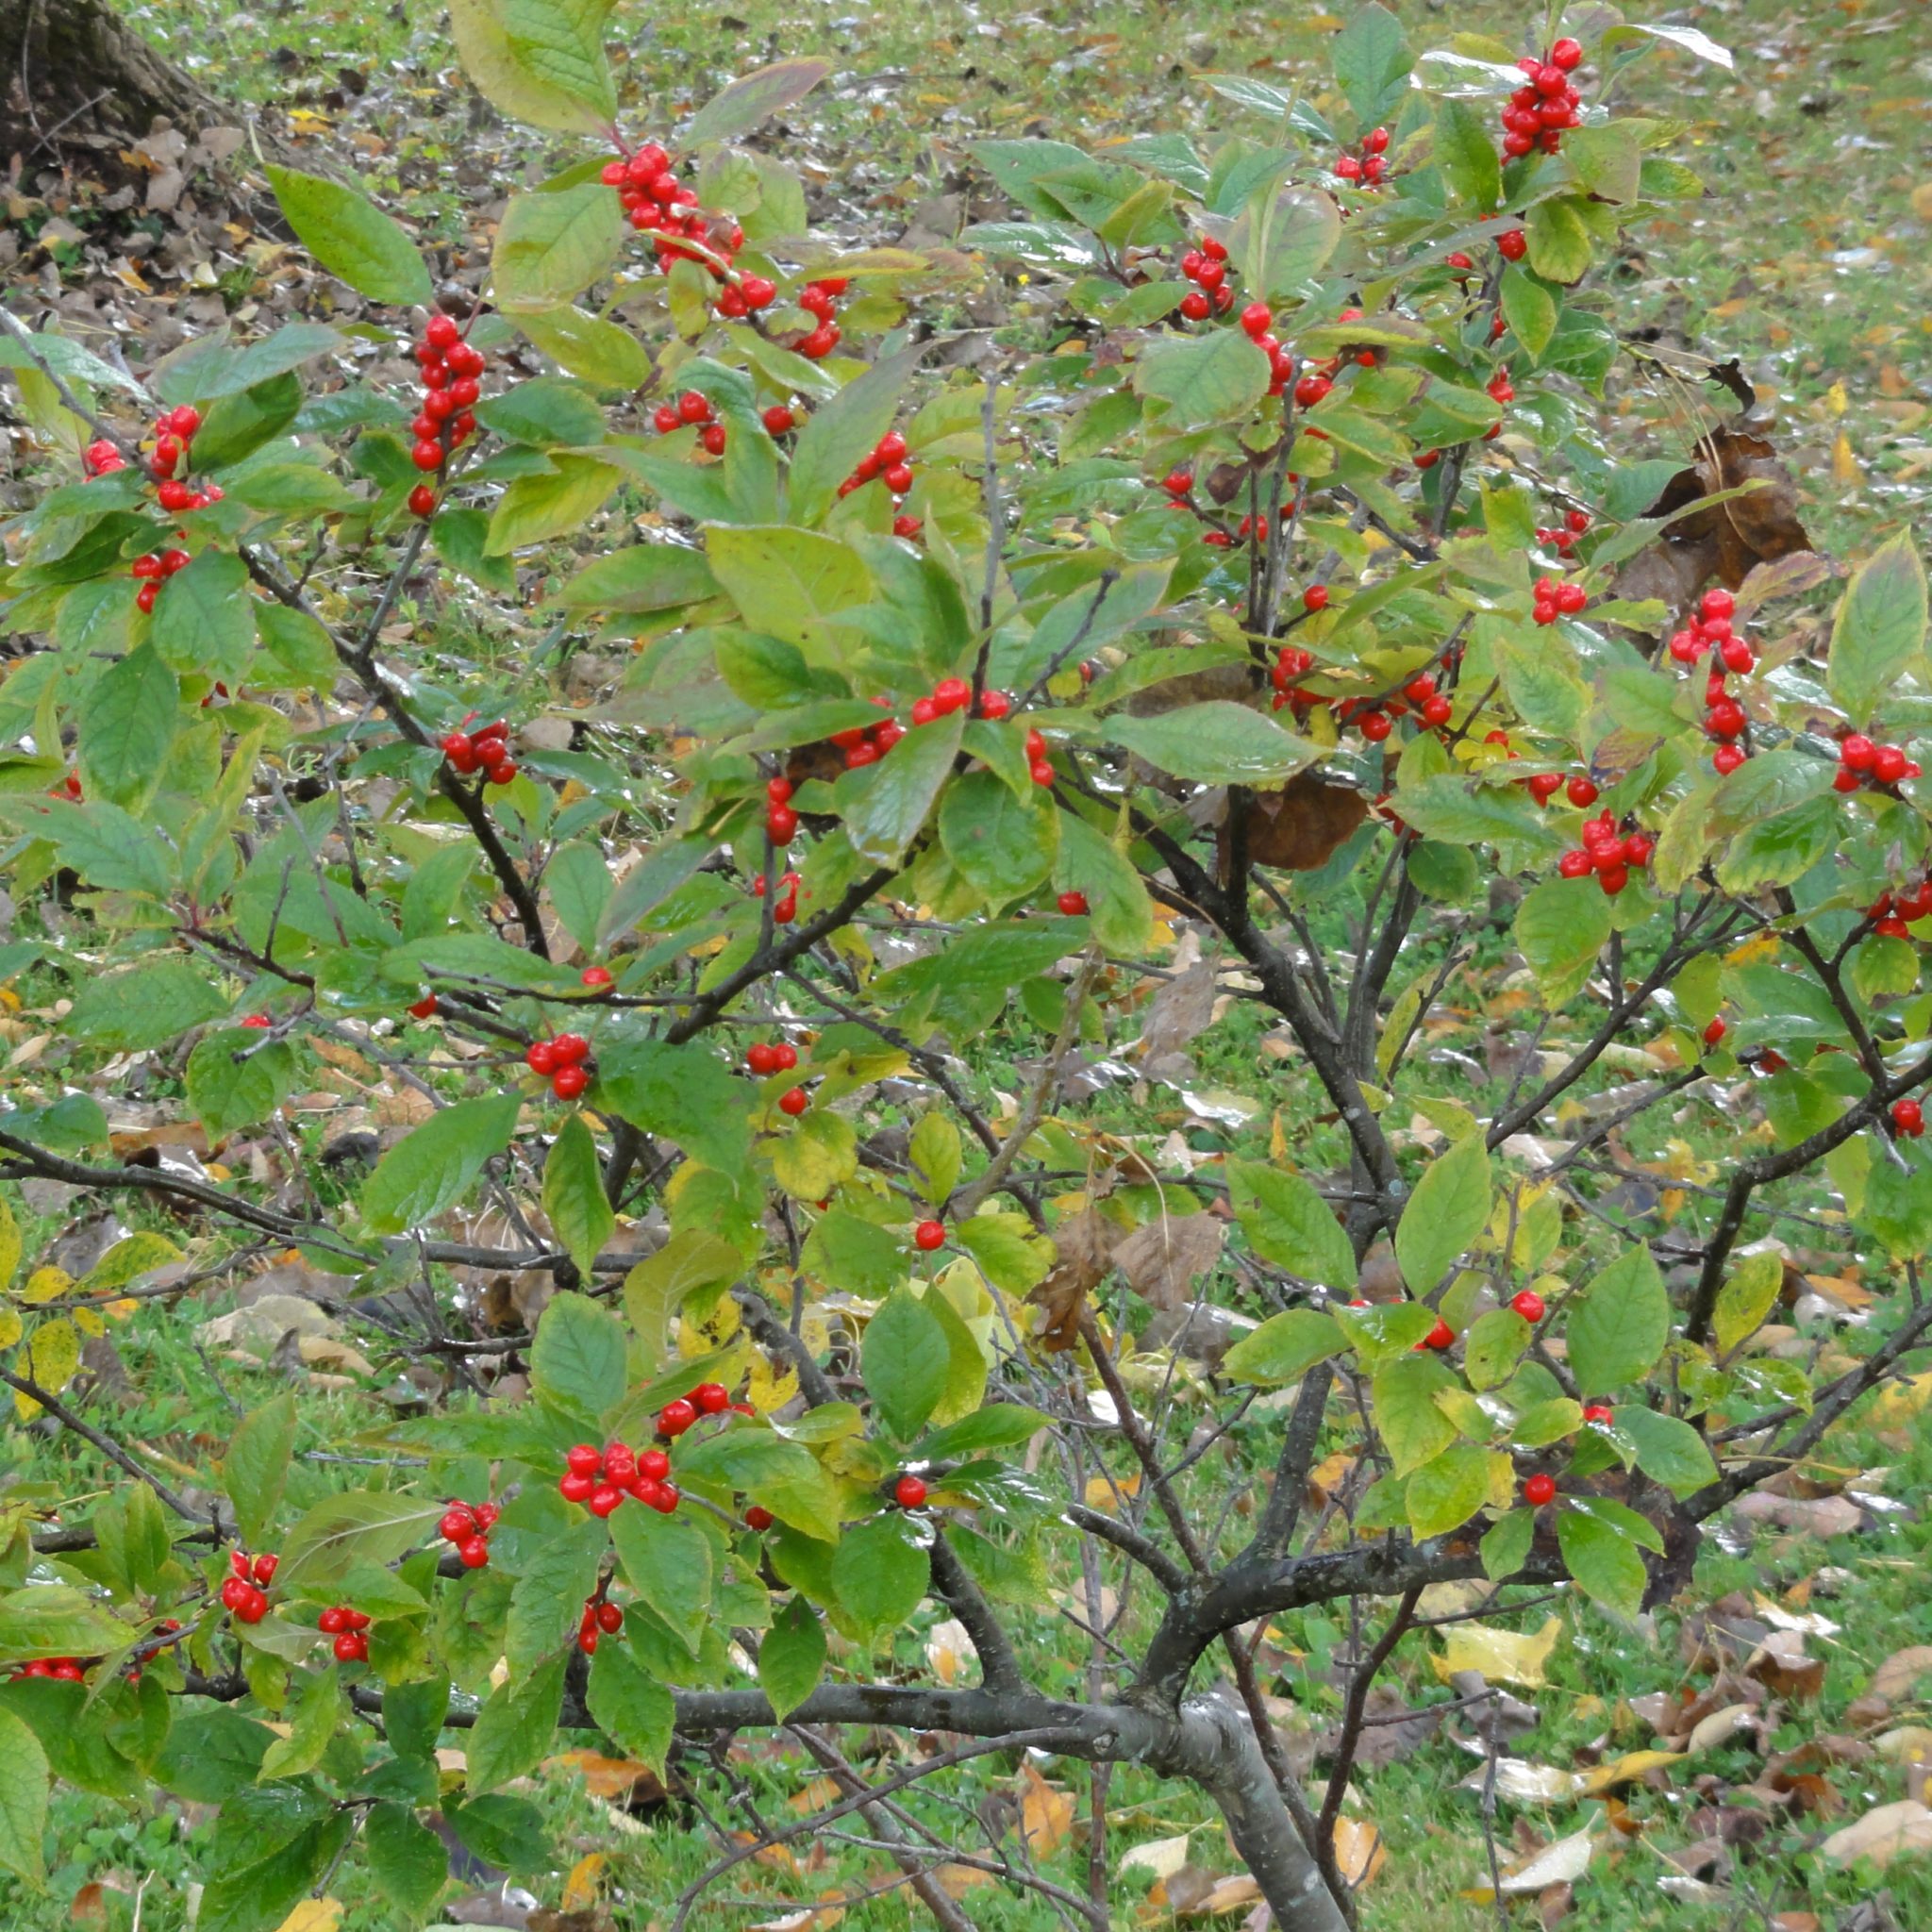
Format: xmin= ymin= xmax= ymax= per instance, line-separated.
xmin=1118 ymin=1834 xmax=1193 ymax=1879
xmin=1433 ymin=1618 xmax=1562 ymax=1689
xmin=1870 ymin=1646 xmax=1932 ymax=1704
xmin=1332 ymin=1815 xmax=1386 ymax=1887
xmin=1820 ymin=1799 xmax=1932 ymax=1869
xmin=1018 ymin=1762 xmax=1075 ymax=1857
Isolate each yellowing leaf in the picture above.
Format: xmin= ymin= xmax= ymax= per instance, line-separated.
xmin=1332 ymin=1817 xmax=1386 ymax=1888
xmin=562 ymin=1851 xmax=606 ymax=1907
xmin=1018 ymin=1763 xmax=1074 ymax=1857
xmin=1431 ymin=1616 xmax=1562 ymax=1689
xmin=746 ymin=1350 xmax=800 ymax=1415
xmin=274 ymin=1905 xmax=343 ymax=1932
xmin=20 ymin=1268 xmax=71 ymax=1306
xmin=16 ymin=1318 xmax=80 ymax=1415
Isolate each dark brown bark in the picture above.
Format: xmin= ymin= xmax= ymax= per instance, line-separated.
xmin=1 ymin=0 xmax=214 ymax=165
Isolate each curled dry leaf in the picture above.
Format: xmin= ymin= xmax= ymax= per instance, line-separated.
xmin=1111 ymin=1210 xmax=1225 ymax=1311
xmin=1431 ymin=1617 xmax=1563 ymax=1690
xmin=1027 ymin=1208 xmax=1118 ymax=1352
xmin=1218 ymin=772 xmax=1369 ymax=876
xmin=1820 ymin=1799 xmax=1932 ymax=1870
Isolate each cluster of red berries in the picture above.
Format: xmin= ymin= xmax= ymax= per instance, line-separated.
xmin=129 ymin=543 xmax=192 ymax=614
xmin=578 ymin=1595 xmax=625 ymax=1655
xmin=438 ymin=1498 xmax=498 ymax=1570
xmin=1500 ymin=40 xmax=1586 ymax=159
xmin=559 ymin=1439 xmax=679 ymax=1517
xmin=220 ymin=1549 xmax=276 ymax=1624
xmin=1333 ymin=125 xmax=1391 ymax=187
xmin=1834 ymin=732 xmax=1922 ymax=796
xmin=1531 ymin=574 xmax=1589 ymax=626
xmin=835 ymin=427 xmax=921 ymax=534
xmin=1892 ymin=1099 xmax=1925 ymax=1139
xmin=1538 ymin=509 xmax=1592 ymax=557
xmin=407 ymin=314 xmax=485 ymax=508
xmin=831 ymin=708 xmax=907 ymax=772
xmin=10 ymin=1655 xmax=87 ymax=1681
xmin=1525 ymin=770 xmax=1600 ymax=810
xmin=745 ymin=1039 xmax=801 ymax=1077
xmin=788 ymin=278 xmax=850 ymax=361
xmin=1557 ymin=813 xmax=1652 ymax=895
xmin=525 ymin=1030 xmax=591 ymax=1101
xmin=1176 ymin=233 xmax=1234 ymax=321
xmin=1866 ymin=881 xmax=1932 ymax=938
xmin=441 ymin=716 xmax=518 ymax=786
xmin=1663 ymin=590 xmax=1759 ymax=776
xmin=317 ymin=1604 xmax=373 ymax=1662
xmin=653 ymin=389 xmax=730 ymax=455
xmin=603 ymin=142 xmax=742 ymax=283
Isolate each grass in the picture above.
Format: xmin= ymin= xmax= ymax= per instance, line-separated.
xmin=7 ymin=0 xmax=1932 ymax=1925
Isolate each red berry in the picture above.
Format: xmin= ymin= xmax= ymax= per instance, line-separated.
xmin=458 ymin=1536 xmax=491 ymax=1569
xmin=701 ymin=424 xmax=728 ymax=456
xmin=1702 ymin=1016 xmax=1727 ymax=1048
xmin=1358 ymin=710 xmax=1392 ymax=743
xmin=1510 ymin=1290 xmax=1545 ymax=1323
xmin=1523 ymin=1474 xmax=1557 ymax=1507
xmin=551 ymin=1064 xmax=589 ymax=1100
xmin=1583 ymin=1404 xmax=1612 ymax=1424
xmin=933 ymin=676 xmax=971 ymax=713
xmin=659 ymin=1398 xmax=698 ymax=1437
xmin=559 ymin=1471 xmax=596 ymax=1504
xmin=253 ymin=1554 xmax=277 ymax=1584
xmin=768 ymin=806 xmax=798 ymax=843
xmin=893 ymin=1474 xmax=928 ymax=1508
xmin=1496 ymin=230 xmax=1527 ymax=261
xmin=677 ymin=391 xmax=711 ymax=425
xmin=587 ymin=1485 xmax=623 ymax=1518
xmin=411 ymin=441 xmax=444 ymax=472
xmin=763 ymin=405 xmax=795 ymax=434
xmin=740 ymin=275 xmax=776 ymax=308
xmin=526 ymin=1041 xmax=558 ymax=1075
xmin=1551 ymin=37 xmax=1583 ymax=71
xmin=1057 ymin=890 xmax=1090 ymax=915
xmin=1598 ymin=864 xmax=1629 ymax=896
xmin=581 ymin=965 xmax=614 ymax=991
xmin=333 ymin=1632 xmax=367 ymax=1662
xmin=1713 ymin=746 xmax=1746 ymax=776
xmin=1030 ymin=759 xmax=1057 ymax=788
xmin=240 ymin=1014 xmax=272 ymax=1031
xmin=1566 ymin=777 xmax=1598 ymax=808
xmin=799 ymin=325 xmax=841 ymax=359
xmin=913 ymin=1220 xmax=946 ymax=1252
xmin=1424 ymin=1318 xmax=1455 ymax=1350
xmin=778 ymin=1086 xmax=809 ymax=1116
xmin=596 ymin=1601 xmax=624 ymax=1633
xmin=1421 ymin=695 xmax=1453 ymax=727
xmin=691 ymin=1382 xmax=731 ymax=1414
xmin=567 ymin=1443 xmax=602 ymax=1477
xmin=745 ymin=1506 xmax=774 ymax=1532
xmin=1303 ymin=585 xmax=1329 ymax=612
xmin=439 ymin=1507 xmax=475 ymax=1542
xmin=1874 ymin=745 xmax=1910 ymax=785
xmin=747 ymin=1042 xmax=779 ymax=1075
xmin=1892 ymin=1099 xmax=1925 ymax=1139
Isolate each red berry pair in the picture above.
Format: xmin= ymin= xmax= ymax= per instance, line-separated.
xmin=526 ymin=1031 xmax=591 ymax=1101
xmin=438 ymin=1499 xmax=497 ymax=1570
xmin=832 ymin=712 xmax=907 ymax=772
xmin=909 ymin=676 xmax=974 ymax=730
xmin=654 ymin=389 xmax=729 ymax=457
xmin=578 ymin=1596 xmax=625 ymax=1654
xmin=318 ymin=1605 xmax=372 ymax=1661
xmin=836 ymin=426 xmax=916 ymax=505
xmin=1536 ymin=509 xmax=1591 ymax=556
xmin=1891 ymin=1098 xmax=1925 ymax=1140
xmin=746 ymin=1040 xmax=800 ymax=1077
xmin=129 ymin=544 xmax=192 ymax=614
xmin=1867 ymin=881 xmax=1932 ymax=939
xmin=1334 ymin=125 xmax=1391 ymax=188
xmin=1532 ymin=575 xmax=1588 ymax=625
xmin=751 ymin=867 xmax=803 ymax=923
xmin=791 ymin=277 xmax=849 ymax=360
xmin=1835 ymin=732 xmax=1922 ymax=795
xmin=408 ymin=312 xmax=484 ymax=489
xmin=219 ymin=1576 xmax=269 ymax=1624
xmin=765 ymin=774 xmax=800 ymax=847
xmin=1024 ymin=726 xmax=1056 ymax=789
xmin=441 ymin=717 xmax=517 ymax=786
xmin=559 ymin=1439 xmax=679 ymax=1517
xmin=1500 ymin=40 xmax=1586 ymax=160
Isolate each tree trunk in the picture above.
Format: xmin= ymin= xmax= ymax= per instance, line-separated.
xmin=1 ymin=0 xmax=214 ymax=166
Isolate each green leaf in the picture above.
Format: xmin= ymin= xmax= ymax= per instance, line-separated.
xmin=1227 ymin=1160 xmax=1357 ymax=1291
xmin=706 ymin=525 xmax=873 ymax=649
xmin=587 ymin=1640 xmax=675 ymax=1774
xmin=1394 ymin=1132 xmax=1491 ymax=1293
xmin=1241 ymin=185 xmax=1341 ymax=300
xmin=1406 ymin=1442 xmax=1490 ymax=1541
xmin=466 ymin=1654 xmax=568 ymax=1796
xmin=1525 ymin=197 xmax=1592 ymax=283
xmin=541 ymin=1117 xmax=615 ymax=1284
xmin=258 ymin=1664 xmax=341 ymax=1781
xmin=787 ymin=345 xmax=920 ymax=526
xmin=684 ymin=58 xmax=832 ymax=144
xmin=830 ymin=1514 xmax=928 ymax=1638
xmin=676 ymin=1430 xmax=842 ymax=1541
xmin=151 ymin=549 xmax=254 ymax=682
xmin=908 ymin=1112 xmax=962 ymax=1206
xmin=1108 ymin=702 xmax=1315 ymax=785
xmin=1134 ymin=327 xmax=1271 ymax=430
xmin=597 ymin=1039 xmax=750 ymax=1174
xmin=1053 ymin=810 xmax=1155 ymax=954
xmin=1434 ymin=98 xmax=1500 ymax=211
xmin=475 ymin=375 xmax=606 ymax=448
xmin=157 ymin=324 xmax=341 ymax=405
xmin=77 ymin=641 xmax=176 ymax=808
xmin=1480 ymin=1508 xmax=1535 ymax=1583
xmin=448 ymin=0 xmax=617 ymax=134
xmin=276 ymin=1491 xmax=445 ymax=1591
xmin=443 ymin=1793 xmax=551 ymax=1874
xmin=360 ymin=1093 xmax=521 ymax=1236
xmin=199 ymin=1798 xmax=350 ymax=1932
xmin=919 ymin=1406 xmax=1047 ymax=1459
xmin=557 ymin=542 xmax=720 ymax=613
xmin=0 ymin=1707 xmax=47 ymax=1885
xmin=758 ymin=1596 xmax=826 ymax=1720
xmin=67 ymin=956 xmax=223 ymax=1047
xmin=1566 ymin=1246 xmax=1670 ymax=1397
xmin=1861 ymin=1156 xmax=1932 ymax=1257
xmin=1715 ymin=796 xmax=1840 ymax=893
xmin=264 ymin=166 xmax=432 ymax=307
xmin=623 ymin=1232 xmax=740 ymax=1370
xmin=225 ymin=1392 xmax=299 ymax=1549
xmin=834 ymin=709 xmax=962 ymax=866
xmin=363 ymin=1801 xmax=450 ymax=1917
xmin=0 ymin=1589 xmax=130 ymax=1664
xmin=1501 ymin=266 xmax=1558 ymax=359
xmin=1371 ymin=1353 xmax=1457 ymax=1477
xmin=949 ymin=1212 xmax=1050 ymax=1294
xmin=1222 ymin=1307 xmax=1348 ymax=1388
xmin=485 ymin=454 xmax=623 ymax=553
xmin=507 ymin=1519 xmax=608 ymax=1673
xmin=1515 ymin=877 xmax=1611 ymax=1007
xmin=1332 ymin=1 xmax=1412 ymax=126
xmin=1557 ymin=1507 xmax=1648 ymax=1621
xmin=1826 ymin=531 xmax=1928 ymax=729
xmin=511 ymin=302 xmax=653 ymax=389
xmin=863 ymin=1286 xmax=951 ymax=1440
xmin=187 ymin=1028 xmax=296 ymax=1142
xmin=530 ymin=1291 xmax=627 ymax=1424
xmin=1463 ymin=1308 xmax=1531 ymax=1391
xmin=771 ymin=1108 xmax=860 ymax=1201
xmin=940 ymin=769 xmax=1059 ymax=902
xmin=1713 ymin=1249 xmax=1784 ymax=1356
xmin=1612 ymin=1405 xmax=1718 ymax=1499
xmin=608 ymin=1506 xmax=712 ymax=1655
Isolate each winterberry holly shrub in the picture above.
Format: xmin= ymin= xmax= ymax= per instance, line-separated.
xmin=0 ymin=7 xmax=1927 ymax=1927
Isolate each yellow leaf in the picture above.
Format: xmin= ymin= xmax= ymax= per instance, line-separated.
xmin=1576 ymin=1748 xmax=1687 ymax=1795
xmin=1431 ymin=1616 xmax=1563 ymax=1689
xmin=745 ymin=1350 xmax=799 ymax=1415
xmin=1832 ymin=431 xmax=1864 ymax=488
xmin=562 ymin=1851 xmax=606 ymax=1907
xmin=16 ymin=1318 xmax=80 ymax=1415
xmin=1332 ymin=1816 xmax=1387 ymax=1888
xmin=1825 ymin=380 xmax=1848 ymax=416
xmin=1869 ymin=1373 xmax=1932 ymax=1427
xmin=1018 ymin=1762 xmax=1074 ymax=1857
xmin=1081 ymin=1470 xmax=1141 ymax=1512
xmin=274 ymin=1904 xmax=342 ymax=1932
xmin=21 ymin=1267 xmax=72 ymax=1305
xmin=0 ymin=1307 xmax=20 ymax=1350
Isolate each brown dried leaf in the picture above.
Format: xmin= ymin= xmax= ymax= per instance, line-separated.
xmin=1140 ymin=960 xmax=1219 ymax=1061
xmin=1026 ymin=1209 xmax=1118 ymax=1352
xmin=1820 ymin=1800 xmax=1932 ymax=1870
xmin=1221 ymin=772 xmax=1368 ymax=874
xmin=1111 ymin=1211 xmax=1224 ymax=1311
xmin=1871 ymin=1647 xmax=1932 ymax=1704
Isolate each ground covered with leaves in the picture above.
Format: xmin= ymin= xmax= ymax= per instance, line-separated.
xmin=4 ymin=1 xmax=1932 ymax=1929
